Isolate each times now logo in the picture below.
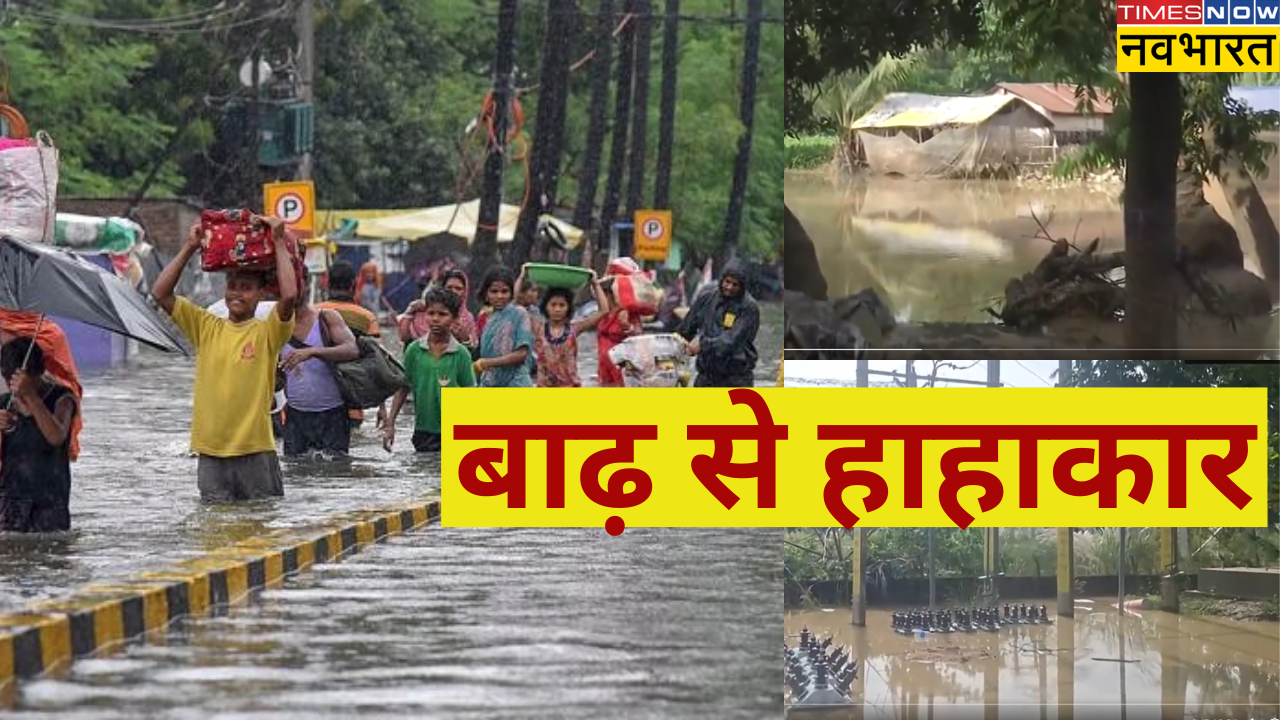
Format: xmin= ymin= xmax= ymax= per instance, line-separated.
xmin=1118 ymin=0 xmax=1280 ymax=24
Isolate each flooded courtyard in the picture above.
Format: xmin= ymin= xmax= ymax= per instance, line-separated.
xmin=786 ymin=604 xmax=1280 ymax=719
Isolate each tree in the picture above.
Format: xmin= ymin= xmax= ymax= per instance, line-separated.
xmin=598 ymin=0 xmax=636 ymax=258
xmin=784 ymin=0 xmax=983 ymax=134
xmin=652 ymin=0 xmax=680 ymax=209
xmin=718 ymin=0 xmax=762 ymax=267
xmin=570 ymin=0 xmax=618 ymax=237
xmin=1066 ymin=361 xmax=1280 ymax=530
xmin=624 ymin=0 xmax=653 ymax=257
xmin=511 ymin=0 xmax=578 ymax=268
xmin=474 ymin=0 xmax=520 ymax=278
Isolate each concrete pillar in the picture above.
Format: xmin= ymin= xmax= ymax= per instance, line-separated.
xmin=1057 ymin=527 xmax=1074 ymax=617
xmin=1055 ymin=616 xmax=1075 ymax=720
xmin=856 ymin=359 xmax=869 ymax=388
xmin=1160 ymin=527 xmax=1180 ymax=612
xmin=927 ymin=527 xmax=936 ymax=610
xmin=982 ymin=527 xmax=1001 ymax=605
xmin=851 ymin=527 xmax=868 ymax=626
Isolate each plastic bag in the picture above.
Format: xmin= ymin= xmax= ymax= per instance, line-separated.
xmin=0 ymin=131 xmax=58 ymax=244
xmin=608 ymin=333 xmax=690 ymax=388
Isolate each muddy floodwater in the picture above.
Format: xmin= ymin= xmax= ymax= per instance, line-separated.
xmin=785 ymin=171 xmax=1278 ymax=325
xmin=786 ymin=603 xmax=1280 ymax=719
xmin=16 ymin=528 xmax=783 ymax=719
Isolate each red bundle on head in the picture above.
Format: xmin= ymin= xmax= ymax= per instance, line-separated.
xmin=199 ymin=209 xmax=277 ymax=273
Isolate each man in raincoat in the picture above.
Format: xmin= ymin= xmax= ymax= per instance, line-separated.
xmin=676 ymin=259 xmax=760 ymax=388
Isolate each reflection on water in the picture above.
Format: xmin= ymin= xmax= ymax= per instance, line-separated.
xmin=785 ymin=172 xmax=1275 ymax=325
xmin=16 ymin=528 xmax=783 ymax=719
xmin=786 ymin=605 xmax=1280 ymax=719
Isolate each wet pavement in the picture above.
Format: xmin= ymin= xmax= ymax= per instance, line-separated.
xmin=14 ymin=527 xmax=783 ymax=719
xmin=786 ymin=604 xmax=1280 ymax=719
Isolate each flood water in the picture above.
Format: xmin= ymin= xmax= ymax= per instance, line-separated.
xmin=0 ymin=311 xmax=784 ymax=715
xmin=15 ymin=528 xmax=783 ymax=719
xmin=785 ymin=172 xmax=1278 ymax=325
xmin=786 ymin=604 xmax=1280 ymax=719
xmin=0 ymin=306 xmax=781 ymax=612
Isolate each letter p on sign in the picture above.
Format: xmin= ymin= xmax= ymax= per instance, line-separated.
xmin=263 ymin=181 xmax=316 ymax=236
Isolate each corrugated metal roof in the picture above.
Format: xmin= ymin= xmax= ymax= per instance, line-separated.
xmin=991 ymin=83 xmax=1114 ymax=115
xmin=850 ymin=92 xmax=1054 ymax=130
xmin=1229 ymin=85 xmax=1280 ymax=114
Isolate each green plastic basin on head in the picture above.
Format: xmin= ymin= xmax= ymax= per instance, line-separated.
xmin=524 ymin=263 xmax=592 ymax=290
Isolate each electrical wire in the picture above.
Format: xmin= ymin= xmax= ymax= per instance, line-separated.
xmin=10 ymin=1 xmax=291 ymax=35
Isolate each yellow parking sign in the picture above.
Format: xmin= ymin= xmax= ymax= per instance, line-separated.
xmin=263 ymin=181 xmax=316 ymax=236
xmin=634 ymin=209 xmax=671 ymax=262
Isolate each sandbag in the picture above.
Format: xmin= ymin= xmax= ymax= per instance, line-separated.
xmin=0 ymin=131 xmax=58 ymax=244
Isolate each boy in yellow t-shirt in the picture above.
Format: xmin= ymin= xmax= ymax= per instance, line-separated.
xmin=152 ymin=215 xmax=298 ymax=502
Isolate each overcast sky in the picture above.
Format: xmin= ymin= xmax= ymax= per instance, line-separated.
xmin=785 ymin=360 xmax=1063 ymax=388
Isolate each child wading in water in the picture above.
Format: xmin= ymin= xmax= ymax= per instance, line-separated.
xmin=474 ymin=266 xmax=536 ymax=387
xmin=0 ymin=338 xmax=77 ymax=533
xmin=153 ymin=215 xmax=297 ymax=503
xmin=383 ymin=288 xmax=475 ymax=453
xmin=527 ymin=264 xmax=609 ymax=387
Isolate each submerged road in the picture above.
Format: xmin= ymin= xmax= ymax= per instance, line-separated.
xmin=16 ymin=528 xmax=783 ymax=719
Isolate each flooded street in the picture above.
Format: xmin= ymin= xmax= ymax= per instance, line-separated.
xmin=0 ymin=349 xmax=438 ymax=612
xmin=786 ymin=605 xmax=1280 ymax=719
xmin=785 ymin=171 xmax=1277 ymax=325
xmin=0 ymin=306 xmax=780 ymax=613
xmin=15 ymin=528 xmax=782 ymax=719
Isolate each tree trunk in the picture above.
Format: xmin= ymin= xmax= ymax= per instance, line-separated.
xmin=571 ymin=0 xmax=615 ymax=239
xmin=718 ymin=0 xmax=761 ymax=269
xmin=510 ymin=0 xmax=577 ymax=268
xmin=653 ymin=0 xmax=679 ymax=209
xmin=600 ymin=0 xmax=636 ymax=259
xmin=1123 ymin=73 xmax=1182 ymax=352
xmin=474 ymin=0 xmax=519 ymax=278
xmin=784 ymin=203 xmax=828 ymax=300
xmin=1217 ymin=153 xmax=1280 ymax=304
xmin=622 ymin=0 xmax=652 ymax=258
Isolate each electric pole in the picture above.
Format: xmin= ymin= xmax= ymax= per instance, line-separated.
xmin=296 ymin=0 xmax=315 ymax=180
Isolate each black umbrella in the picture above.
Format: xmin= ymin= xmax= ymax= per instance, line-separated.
xmin=0 ymin=235 xmax=188 ymax=355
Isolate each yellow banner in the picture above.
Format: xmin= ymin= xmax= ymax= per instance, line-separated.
xmin=1116 ymin=27 xmax=1280 ymax=72
xmin=441 ymin=388 xmax=1269 ymax=531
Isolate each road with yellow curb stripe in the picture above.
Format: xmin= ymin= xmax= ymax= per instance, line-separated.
xmin=0 ymin=496 xmax=440 ymax=701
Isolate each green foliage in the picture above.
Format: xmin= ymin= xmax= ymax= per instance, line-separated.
xmin=784 ymin=0 xmax=984 ymax=134
xmin=1065 ymin=360 xmax=1280 ymax=531
xmin=784 ymin=135 xmax=836 ymax=169
xmin=0 ymin=0 xmax=781 ymax=260
xmin=0 ymin=3 xmax=183 ymax=195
